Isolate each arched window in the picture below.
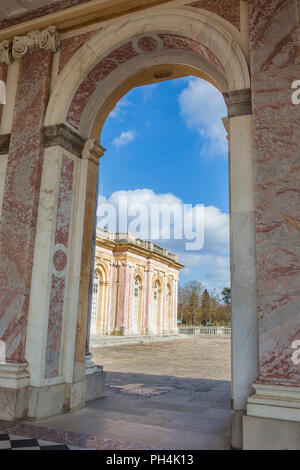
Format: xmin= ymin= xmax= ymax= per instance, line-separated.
xmin=91 ymin=271 xmax=99 ymax=334
xmin=131 ymin=277 xmax=140 ymax=334
xmin=152 ymin=281 xmax=159 ymax=334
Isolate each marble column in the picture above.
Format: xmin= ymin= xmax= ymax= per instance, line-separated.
xmin=162 ymin=275 xmax=168 ymax=335
xmin=72 ymin=139 xmax=105 ymax=400
xmin=223 ymin=88 xmax=259 ymax=449
xmin=108 ymin=262 xmax=117 ymax=334
xmin=243 ymin=0 xmax=300 ymax=449
xmin=114 ymin=261 xmax=131 ymax=335
xmin=0 ymin=47 xmax=53 ymax=420
xmin=85 ymin=176 xmax=99 ymax=367
xmin=144 ymin=266 xmax=153 ymax=335
xmin=172 ymin=277 xmax=179 ymax=333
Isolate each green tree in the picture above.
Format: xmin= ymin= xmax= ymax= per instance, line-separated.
xmin=201 ymin=289 xmax=210 ymax=324
xmin=221 ymin=287 xmax=231 ymax=306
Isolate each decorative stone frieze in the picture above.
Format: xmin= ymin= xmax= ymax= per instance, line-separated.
xmin=0 ymin=26 xmax=60 ymax=65
xmin=43 ymin=123 xmax=85 ymax=157
xmin=0 ymin=40 xmax=12 ymax=65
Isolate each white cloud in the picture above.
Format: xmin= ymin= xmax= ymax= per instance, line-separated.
xmin=97 ymin=188 xmax=230 ymax=289
xmin=112 ymin=130 xmax=136 ymax=147
xmin=178 ymin=78 xmax=227 ymax=157
xmin=109 ymin=97 xmax=132 ymax=119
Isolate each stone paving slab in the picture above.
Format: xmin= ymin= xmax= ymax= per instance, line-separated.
xmin=7 ymin=336 xmax=231 ymax=450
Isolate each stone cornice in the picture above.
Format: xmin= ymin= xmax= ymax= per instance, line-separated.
xmin=223 ymin=88 xmax=252 ymax=118
xmin=97 ymin=235 xmax=184 ymax=271
xmin=82 ymin=138 xmax=106 ymax=165
xmin=43 ymin=123 xmax=85 ymax=157
xmin=0 ymin=26 xmax=60 ymax=65
xmin=0 ymin=0 xmax=171 ymax=42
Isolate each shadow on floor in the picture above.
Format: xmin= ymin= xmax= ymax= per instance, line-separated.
xmin=27 ymin=371 xmax=231 ymax=450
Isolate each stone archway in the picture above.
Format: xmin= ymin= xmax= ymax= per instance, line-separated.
xmin=0 ymin=7 xmax=256 ymax=449
xmin=40 ymin=10 xmax=256 ymax=448
xmin=0 ymin=0 xmax=299 ymax=451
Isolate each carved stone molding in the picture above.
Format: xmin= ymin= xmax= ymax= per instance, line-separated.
xmin=82 ymin=139 xmax=106 ymax=165
xmin=0 ymin=40 xmax=12 ymax=65
xmin=223 ymin=88 xmax=252 ymax=118
xmin=43 ymin=123 xmax=85 ymax=158
xmin=0 ymin=26 xmax=60 ymax=65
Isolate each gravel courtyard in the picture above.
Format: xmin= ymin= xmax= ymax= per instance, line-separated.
xmin=29 ymin=336 xmax=231 ymax=450
xmin=92 ymin=335 xmax=231 ymax=381
xmin=89 ymin=336 xmax=232 ymax=449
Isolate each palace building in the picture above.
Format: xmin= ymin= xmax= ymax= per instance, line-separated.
xmin=91 ymin=229 xmax=183 ymax=337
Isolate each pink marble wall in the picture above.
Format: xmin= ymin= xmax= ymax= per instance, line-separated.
xmin=45 ymin=155 xmax=74 ymax=379
xmin=59 ymin=30 xmax=102 ymax=74
xmin=187 ymin=0 xmax=241 ymax=30
xmin=67 ymin=33 xmax=226 ymax=129
xmin=67 ymin=41 xmax=139 ymax=128
xmin=109 ymin=263 xmax=117 ymax=332
xmin=0 ymin=49 xmax=52 ymax=363
xmin=115 ymin=263 xmax=131 ymax=332
xmin=250 ymin=0 xmax=300 ymax=386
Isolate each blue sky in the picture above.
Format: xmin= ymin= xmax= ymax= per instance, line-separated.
xmin=97 ymin=77 xmax=230 ymax=292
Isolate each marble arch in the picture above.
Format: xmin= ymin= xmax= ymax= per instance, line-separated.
xmin=43 ymin=11 xmax=255 ymax=448
xmin=45 ymin=9 xmax=250 ymax=134
xmin=7 ymin=6 xmax=256 ymax=446
xmin=1 ymin=0 xmax=299 ymax=451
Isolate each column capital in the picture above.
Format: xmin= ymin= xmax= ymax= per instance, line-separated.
xmin=82 ymin=139 xmax=106 ymax=165
xmin=223 ymin=88 xmax=252 ymax=118
xmin=0 ymin=26 xmax=60 ymax=65
xmin=0 ymin=40 xmax=12 ymax=65
xmin=43 ymin=123 xmax=85 ymax=157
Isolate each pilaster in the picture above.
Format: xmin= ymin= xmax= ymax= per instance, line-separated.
xmin=0 ymin=27 xmax=61 ymax=421
xmin=223 ymin=88 xmax=259 ymax=449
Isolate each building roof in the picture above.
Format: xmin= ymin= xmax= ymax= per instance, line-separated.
xmin=96 ymin=227 xmax=184 ymax=271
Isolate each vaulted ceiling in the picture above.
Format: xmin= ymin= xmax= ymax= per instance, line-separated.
xmin=0 ymin=0 xmax=60 ymax=21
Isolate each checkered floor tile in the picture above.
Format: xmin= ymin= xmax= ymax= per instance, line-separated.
xmin=0 ymin=433 xmax=85 ymax=450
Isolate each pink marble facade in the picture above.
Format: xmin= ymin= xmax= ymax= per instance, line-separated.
xmin=45 ymin=155 xmax=74 ymax=378
xmin=115 ymin=262 xmax=133 ymax=333
xmin=67 ymin=41 xmax=139 ymax=128
xmin=94 ymin=232 xmax=181 ymax=336
xmin=250 ymin=0 xmax=300 ymax=386
xmin=0 ymin=49 xmax=52 ymax=363
xmin=187 ymin=0 xmax=241 ymax=30
xmin=58 ymin=30 xmax=101 ymax=73
xmin=66 ymin=33 xmax=226 ymax=129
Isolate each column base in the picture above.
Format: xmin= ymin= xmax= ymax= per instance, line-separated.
xmin=85 ymin=354 xmax=105 ymax=402
xmin=0 ymin=362 xmax=30 ymax=421
xmin=0 ymin=358 xmax=105 ymax=421
xmin=243 ymin=383 xmax=300 ymax=449
xmin=231 ymin=409 xmax=245 ymax=450
xmin=247 ymin=382 xmax=300 ymax=422
xmin=111 ymin=327 xmax=131 ymax=336
xmin=243 ymin=416 xmax=300 ymax=450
